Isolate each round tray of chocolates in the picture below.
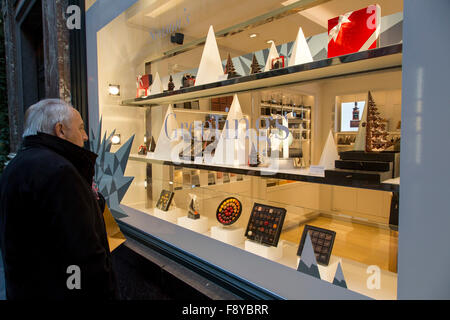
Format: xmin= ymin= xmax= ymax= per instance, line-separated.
xmin=216 ymin=197 xmax=242 ymax=226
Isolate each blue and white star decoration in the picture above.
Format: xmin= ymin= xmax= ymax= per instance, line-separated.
xmin=90 ymin=119 xmax=135 ymax=219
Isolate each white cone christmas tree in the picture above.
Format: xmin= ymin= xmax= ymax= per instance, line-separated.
xmin=154 ymin=104 xmax=179 ymax=160
xmin=264 ymin=42 xmax=279 ymax=72
xmin=213 ymin=94 xmax=248 ymax=166
xmin=318 ymin=130 xmax=339 ymax=169
xmin=149 ymin=72 xmax=163 ymax=95
xmin=195 ymin=26 xmax=224 ymax=86
xmin=288 ymin=27 xmax=313 ymax=67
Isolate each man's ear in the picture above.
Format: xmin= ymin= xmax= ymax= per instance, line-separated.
xmin=54 ymin=122 xmax=65 ymax=139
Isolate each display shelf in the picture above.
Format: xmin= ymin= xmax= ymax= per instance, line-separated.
xmin=129 ymin=153 xmax=399 ymax=192
xmin=173 ymin=109 xmax=229 ymax=116
xmin=260 ymin=103 xmax=311 ymax=110
xmin=122 ymin=44 xmax=402 ymax=106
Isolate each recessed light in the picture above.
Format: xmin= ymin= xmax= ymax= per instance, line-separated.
xmin=111 ymin=134 xmax=121 ymax=145
xmin=249 ymin=33 xmax=258 ymax=38
xmin=108 ymin=84 xmax=120 ymax=96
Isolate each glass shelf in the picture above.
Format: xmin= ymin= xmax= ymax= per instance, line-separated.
xmin=129 ymin=153 xmax=399 ymax=192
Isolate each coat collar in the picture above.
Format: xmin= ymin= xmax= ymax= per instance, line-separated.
xmin=21 ymin=133 xmax=97 ymax=185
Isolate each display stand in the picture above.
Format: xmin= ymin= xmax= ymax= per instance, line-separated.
xmin=177 ymin=216 xmax=209 ymax=234
xmin=153 ymin=207 xmax=184 ymax=223
xmin=211 ymin=226 xmax=245 ymax=245
xmin=245 ymin=239 xmax=283 ymax=260
xmin=296 ymin=255 xmax=340 ymax=282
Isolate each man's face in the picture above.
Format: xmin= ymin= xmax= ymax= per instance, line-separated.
xmin=55 ymin=108 xmax=88 ymax=147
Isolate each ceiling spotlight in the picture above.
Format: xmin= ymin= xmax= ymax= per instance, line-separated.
xmin=108 ymin=84 xmax=120 ymax=96
xmin=111 ymin=134 xmax=121 ymax=145
xmin=249 ymin=33 xmax=258 ymax=38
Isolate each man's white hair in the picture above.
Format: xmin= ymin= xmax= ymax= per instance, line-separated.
xmin=22 ymin=99 xmax=74 ymax=138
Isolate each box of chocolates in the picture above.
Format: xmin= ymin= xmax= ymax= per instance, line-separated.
xmin=245 ymin=203 xmax=286 ymax=247
xmin=156 ymin=190 xmax=175 ymax=211
xmin=297 ymin=225 xmax=336 ymax=266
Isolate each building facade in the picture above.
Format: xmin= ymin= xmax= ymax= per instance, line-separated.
xmin=2 ymin=0 xmax=450 ymax=300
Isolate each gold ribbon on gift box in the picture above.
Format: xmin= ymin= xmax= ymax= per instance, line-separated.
xmin=102 ymin=204 xmax=126 ymax=252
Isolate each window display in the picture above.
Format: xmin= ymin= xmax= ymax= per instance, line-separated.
xmin=93 ymin=0 xmax=404 ymax=300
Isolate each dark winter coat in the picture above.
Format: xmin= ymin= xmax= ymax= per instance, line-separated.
xmin=0 ymin=132 xmax=119 ymax=300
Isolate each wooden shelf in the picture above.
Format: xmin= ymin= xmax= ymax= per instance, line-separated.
xmin=122 ymin=44 xmax=402 ymax=107
xmin=129 ymin=153 xmax=399 ymax=192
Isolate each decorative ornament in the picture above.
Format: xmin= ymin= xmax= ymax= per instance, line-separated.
xmin=248 ymin=143 xmax=261 ymax=167
xmin=288 ymin=27 xmax=313 ymax=66
xmin=327 ymin=5 xmax=381 ymax=58
xmin=90 ymin=119 xmax=134 ymax=219
xmin=168 ymin=75 xmax=175 ymax=91
xmin=271 ymin=56 xmax=285 ymax=70
xmin=225 ymin=53 xmax=240 ymax=79
xmin=365 ymin=91 xmax=393 ymax=152
xmin=187 ymin=194 xmax=200 ymax=220
xmin=136 ymin=74 xmax=152 ymax=98
xmin=250 ymin=54 xmax=262 ymax=74
xmin=296 ymin=232 xmax=321 ymax=279
xmin=332 ymin=262 xmax=348 ymax=288
xmin=195 ymin=25 xmax=224 ymax=85
xmin=138 ymin=145 xmax=147 ymax=155
xmin=156 ymin=190 xmax=175 ymax=212
xmin=181 ymin=73 xmax=195 ymax=88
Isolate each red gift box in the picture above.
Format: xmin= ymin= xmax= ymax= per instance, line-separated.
xmin=136 ymin=74 xmax=152 ymax=98
xmin=327 ymin=4 xmax=381 ymax=58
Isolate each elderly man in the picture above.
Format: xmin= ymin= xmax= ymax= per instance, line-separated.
xmin=0 ymin=99 xmax=119 ymax=300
